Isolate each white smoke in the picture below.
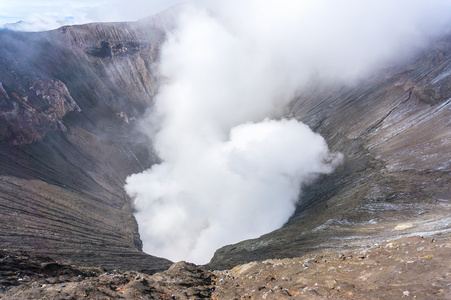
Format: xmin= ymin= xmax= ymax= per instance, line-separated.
xmin=127 ymin=118 xmax=341 ymax=263
xmin=125 ymin=0 xmax=451 ymax=264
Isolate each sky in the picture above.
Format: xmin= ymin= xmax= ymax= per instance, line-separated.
xmin=0 ymin=0 xmax=184 ymax=31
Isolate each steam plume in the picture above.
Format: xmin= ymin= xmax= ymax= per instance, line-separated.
xmin=125 ymin=0 xmax=451 ymax=263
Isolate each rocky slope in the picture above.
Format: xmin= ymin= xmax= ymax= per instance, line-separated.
xmin=0 ymin=11 xmax=450 ymax=299
xmin=0 ymin=15 xmax=173 ymax=273
xmin=209 ymin=36 xmax=451 ymax=269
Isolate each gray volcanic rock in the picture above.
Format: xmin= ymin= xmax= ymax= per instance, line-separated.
xmin=0 ymin=10 xmax=450 ymax=285
xmin=209 ymin=36 xmax=451 ymax=269
xmin=0 ymin=17 xmax=172 ymax=273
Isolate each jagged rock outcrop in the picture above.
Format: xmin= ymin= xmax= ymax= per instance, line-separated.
xmin=0 ymin=251 xmax=216 ymax=299
xmin=0 ymin=78 xmax=80 ymax=145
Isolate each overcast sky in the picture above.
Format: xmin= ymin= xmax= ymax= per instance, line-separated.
xmin=0 ymin=0 xmax=186 ymax=30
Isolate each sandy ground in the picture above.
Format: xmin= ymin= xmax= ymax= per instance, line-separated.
xmin=212 ymin=232 xmax=451 ymax=299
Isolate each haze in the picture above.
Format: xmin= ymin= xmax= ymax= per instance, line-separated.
xmin=0 ymin=0 xmax=185 ymax=31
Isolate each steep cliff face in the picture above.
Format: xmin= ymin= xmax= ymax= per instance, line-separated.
xmin=209 ymin=37 xmax=451 ymax=269
xmin=0 ymin=16 xmax=172 ymax=273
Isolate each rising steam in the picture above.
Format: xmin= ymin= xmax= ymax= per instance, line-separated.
xmin=125 ymin=0 xmax=451 ymax=263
